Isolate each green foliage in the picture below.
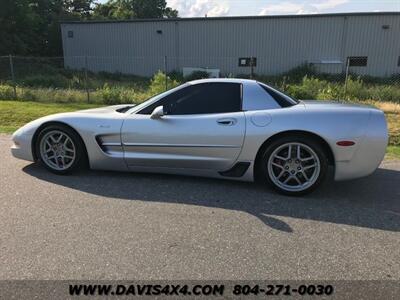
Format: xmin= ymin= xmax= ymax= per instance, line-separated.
xmin=282 ymin=63 xmax=318 ymax=83
xmin=20 ymin=74 xmax=70 ymax=88
xmin=285 ymin=76 xmax=329 ymax=99
xmin=341 ymin=76 xmax=368 ymax=100
xmin=278 ymin=75 xmax=400 ymax=103
xmin=185 ymin=71 xmax=210 ymax=81
xmin=1 ymin=0 xmax=178 ymax=56
xmin=369 ymin=85 xmax=400 ymax=103
xmin=0 ymin=85 xmax=15 ymax=100
xmin=0 ymin=0 xmax=95 ymax=56
xmin=0 ymin=0 xmax=40 ymax=55
xmin=2 ymin=70 xmax=400 ymax=105
xmin=386 ymin=146 xmax=400 ymax=160
xmin=149 ymin=71 xmax=180 ymax=95
xmin=167 ymin=70 xmax=184 ymax=82
xmin=93 ymin=0 xmax=178 ymax=20
xmin=316 ymin=85 xmax=342 ymax=100
xmin=101 ymin=83 xmax=137 ymax=104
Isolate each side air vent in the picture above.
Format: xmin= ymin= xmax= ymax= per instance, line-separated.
xmin=95 ymin=135 xmax=123 ymax=156
xmin=219 ymin=162 xmax=250 ymax=177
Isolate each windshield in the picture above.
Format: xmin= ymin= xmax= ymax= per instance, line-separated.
xmin=127 ymin=83 xmax=189 ymax=114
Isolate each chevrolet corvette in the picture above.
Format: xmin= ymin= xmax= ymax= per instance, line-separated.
xmin=11 ymin=79 xmax=388 ymax=195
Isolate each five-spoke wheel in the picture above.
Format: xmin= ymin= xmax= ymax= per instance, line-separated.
xmin=259 ymin=136 xmax=328 ymax=195
xmin=36 ymin=125 xmax=86 ymax=174
xmin=39 ymin=130 xmax=76 ymax=171
xmin=267 ymin=142 xmax=320 ymax=192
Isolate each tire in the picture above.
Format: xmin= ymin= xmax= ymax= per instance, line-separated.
xmin=258 ymin=135 xmax=328 ymax=196
xmin=35 ymin=124 xmax=86 ymax=175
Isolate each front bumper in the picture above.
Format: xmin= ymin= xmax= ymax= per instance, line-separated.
xmin=11 ymin=133 xmax=34 ymax=162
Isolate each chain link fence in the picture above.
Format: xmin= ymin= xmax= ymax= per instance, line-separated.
xmin=1 ymin=55 xmax=400 ymax=104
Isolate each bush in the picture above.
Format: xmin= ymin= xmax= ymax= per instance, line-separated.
xmin=316 ymin=85 xmax=342 ymax=100
xmin=18 ymin=87 xmax=91 ymax=103
xmin=68 ymin=75 xmax=86 ymax=89
xmin=285 ymin=76 xmax=329 ymax=99
xmin=342 ymin=76 xmax=369 ymax=101
xmin=149 ymin=71 xmax=180 ymax=95
xmin=167 ymin=70 xmax=184 ymax=82
xmin=0 ymin=85 xmax=15 ymax=100
xmin=185 ymin=71 xmax=210 ymax=81
xmin=18 ymin=88 xmax=37 ymax=101
xmin=2 ymin=61 xmax=400 ymax=105
xmin=100 ymin=83 xmax=137 ymax=105
xmin=283 ymin=63 xmax=318 ymax=83
xmin=369 ymin=85 xmax=400 ymax=103
xmin=19 ymin=74 xmax=69 ymax=88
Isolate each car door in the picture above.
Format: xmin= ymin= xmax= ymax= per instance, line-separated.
xmin=121 ymin=82 xmax=245 ymax=171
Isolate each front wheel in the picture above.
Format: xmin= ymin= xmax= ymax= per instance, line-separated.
xmin=36 ymin=125 xmax=86 ymax=174
xmin=259 ymin=137 xmax=328 ymax=196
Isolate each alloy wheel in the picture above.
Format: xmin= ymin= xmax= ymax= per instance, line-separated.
xmin=267 ymin=142 xmax=321 ymax=192
xmin=39 ymin=130 xmax=76 ymax=171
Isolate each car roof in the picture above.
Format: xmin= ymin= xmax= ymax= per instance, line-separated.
xmin=187 ymin=78 xmax=258 ymax=85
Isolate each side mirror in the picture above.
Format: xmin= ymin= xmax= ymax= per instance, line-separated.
xmin=150 ymin=105 xmax=164 ymax=119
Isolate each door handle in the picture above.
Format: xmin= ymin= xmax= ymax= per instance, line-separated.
xmin=217 ymin=118 xmax=236 ymax=126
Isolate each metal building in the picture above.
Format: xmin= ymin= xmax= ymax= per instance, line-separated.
xmin=61 ymin=12 xmax=400 ymax=77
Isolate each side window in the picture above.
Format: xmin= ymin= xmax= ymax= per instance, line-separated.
xmin=137 ymin=92 xmax=176 ymax=115
xmin=139 ymin=83 xmax=241 ymax=115
xmin=258 ymin=83 xmax=298 ymax=107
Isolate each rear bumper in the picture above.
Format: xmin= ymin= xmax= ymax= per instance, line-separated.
xmin=334 ymin=111 xmax=388 ymax=181
xmin=11 ymin=133 xmax=34 ymax=162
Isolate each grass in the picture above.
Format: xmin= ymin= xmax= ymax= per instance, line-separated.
xmin=366 ymin=100 xmax=400 ymax=147
xmin=1 ymin=66 xmax=400 ymax=105
xmin=386 ymin=146 xmax=400 ymax=160
xmin=0 ymin=99 xmax=399 ymax=159
xmin=0 ymin=101 xmax=99 ymax=133
xmin=0 ymin=71 xmax=176 ymax=105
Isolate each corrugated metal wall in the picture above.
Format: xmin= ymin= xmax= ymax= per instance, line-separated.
xmin=61 ymin=13 xmax=400 ymax=77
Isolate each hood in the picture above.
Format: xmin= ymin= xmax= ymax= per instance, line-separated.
xmin=77 ymin=104 xmax=135 ymax=114
xmin=13 ymin=104 xmax=135 ymax=136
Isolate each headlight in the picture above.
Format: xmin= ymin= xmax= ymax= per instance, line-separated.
xmin=12 ymin=127 xmax=25 ymax=140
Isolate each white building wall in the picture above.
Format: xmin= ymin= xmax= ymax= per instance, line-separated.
xmin=61 ymin=13 xmax=400 ymax=77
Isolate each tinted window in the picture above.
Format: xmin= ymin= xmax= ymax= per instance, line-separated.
xmin=139 ymin=83 xmax=241 ymax=115
xmin=258 ymin=83 xmax=298 ymax=107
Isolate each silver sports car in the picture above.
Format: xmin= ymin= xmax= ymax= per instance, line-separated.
xmin=11 ymin=79 xmax=388 ymax=195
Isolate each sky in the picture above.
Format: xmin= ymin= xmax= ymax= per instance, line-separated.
xmin=164 ymin=0 xmax=400 ymax=17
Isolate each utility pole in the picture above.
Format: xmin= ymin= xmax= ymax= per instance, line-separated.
xmin=164 ymin=55 xmax=168 ymax=91
xmin=344 ymin=57 xmax=350 ymax=99
xmin=84 ymin=56 xmax=90 ymax=103
xmin=250 ymin=57 xmax=255 ymax=79
xmin=9 ymin=55 xmax=17 ymax=99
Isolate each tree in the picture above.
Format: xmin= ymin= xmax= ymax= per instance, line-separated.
xmin=65 ymin=0 xmax=94 ymax=17
xmin=93 ymin=0 xmax=178 ymax=20
xmin=0 ymin=0 xmax=41 ymax=55
xmin=0 ymin=0 xmax=94 ymax=56
xmin=0 ymin=0 xmax=178 ymax=56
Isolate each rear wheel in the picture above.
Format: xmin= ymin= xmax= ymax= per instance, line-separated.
xmin=36 ymin=125 xmax=86 ymax=174
xmin=259 ymin=136 xmax=328 ymax=195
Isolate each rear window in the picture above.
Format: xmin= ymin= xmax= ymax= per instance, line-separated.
xmin=258 ymin=83 xmax=298 ymax=107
